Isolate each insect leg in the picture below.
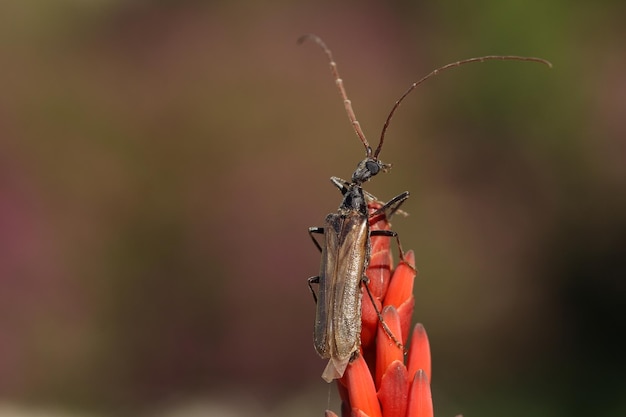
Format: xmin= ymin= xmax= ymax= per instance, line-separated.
xmin=307 ymin=275 xmax=319 ymax=304
xmin=370 ymin=229 xmax=416 ymax=271
xmin=371 ymin=191 xmax=410 ymax=219
xmin=307 ymin=227 xmax=324 ymax=304
xmin=330 ymin=176 xmax=349 ymax=194
xmin=308 ymin=226 xmax=324 ymax=252
xmin=362 ymin=275 xmax=403 ymax=350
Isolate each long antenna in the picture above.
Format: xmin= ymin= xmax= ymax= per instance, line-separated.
xmin=297 ymin=34 xmax=373 ymax=157
xmin=373 ymin=55 xmax=552 ymax=158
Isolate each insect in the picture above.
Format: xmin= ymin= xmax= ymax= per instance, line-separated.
xmin=299 ymin=33 xmax=552 ymax=382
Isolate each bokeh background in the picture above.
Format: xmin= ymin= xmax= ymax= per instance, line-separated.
xmin=1 ymin=1 xmax=625 ymax=417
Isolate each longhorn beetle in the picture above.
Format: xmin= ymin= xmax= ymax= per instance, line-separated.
xmin=299 ymin=33 xmax=551 ymax=382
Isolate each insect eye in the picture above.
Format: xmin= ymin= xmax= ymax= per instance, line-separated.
xmin=366 ymin=160 xmax=380 ymax=175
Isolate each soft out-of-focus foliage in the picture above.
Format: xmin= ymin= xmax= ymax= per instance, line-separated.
xmin=0 ymin=1 xmax=624 ymax=416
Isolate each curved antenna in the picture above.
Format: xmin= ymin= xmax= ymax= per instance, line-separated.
xmin=373 ymin=55 xmax=553 ymax=159
xmin=298 ymin=34 xmax=373 ymax=157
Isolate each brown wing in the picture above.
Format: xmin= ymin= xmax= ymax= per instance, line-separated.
xmin=331 ymin=212 xmax=367 ymax=360
xmin=313 ymin=211 xmax=368 ymax=365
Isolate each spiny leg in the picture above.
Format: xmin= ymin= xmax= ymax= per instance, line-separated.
xmin=308 ymin=226 xmax=324 ymax=253
xmin=370 ymin=191 xmax=410 ymax=219
xmin=370 ymin=229 xmax=416 ymax=272
xmin=362 ymin=275 xmax=403 ymax=350
xmin=307 ymin=275 xmax=319 ymax=304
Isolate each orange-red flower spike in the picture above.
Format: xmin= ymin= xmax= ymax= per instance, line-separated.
xmin=375 ymin=306 xmax=404 ymax=387
xmin=377 ymin=360 xmax=409 ymax=417
xmin=360 ymin=287 xmax=384 ymax=349
xmin=361 ymin=201 xmax=395 ymax=348
xmin=366 ymin=201 xmax=394 ymax=299
xmin=396 ymin=295 xmax=415 ymax=347
xmin=384 ymin=250 xmax=416 ymax=309
xmin=406 ymin=323 xmax=431 ymax=383
xmin=342 ymin=354 xmax=383 ymax=417
xmin=406 ymin=369 xmax=433 ymax=417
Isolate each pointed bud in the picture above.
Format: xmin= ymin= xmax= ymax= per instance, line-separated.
xmin=384 ymin=251 xmax=416 ymax=309
xmin=377 ymin=360 xmax=408 ymax=417
xmin=406 ymin=370 xmax=433 ymax=417
xmin=407 ymin=323 xmax=431 ymax=383
xmin=375 ymin=306 xmax=403 ymax=387
xmin=342 ymin=354 xmax=382 ymax=417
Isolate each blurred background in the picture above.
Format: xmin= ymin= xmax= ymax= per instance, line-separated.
xmin=1 ymin=1 xmax=625 ymax=416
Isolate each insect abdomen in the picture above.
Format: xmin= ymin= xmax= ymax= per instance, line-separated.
xmin=313 ymin=212 xmax=368 ymax=381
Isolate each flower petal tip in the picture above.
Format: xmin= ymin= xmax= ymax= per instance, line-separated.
xmin=377 ymin=360 xmax=409 ymax=417
xmin=407 ymin=323 xmax=431 ymax=383
xmin=407 ymin=369 xmax=433 ymax=417
xmin=343 ymin=355 xmax=382 ymax=417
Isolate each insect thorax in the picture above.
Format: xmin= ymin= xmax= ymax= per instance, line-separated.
xmin=339 ymin=186 xmax=368 ymax=215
